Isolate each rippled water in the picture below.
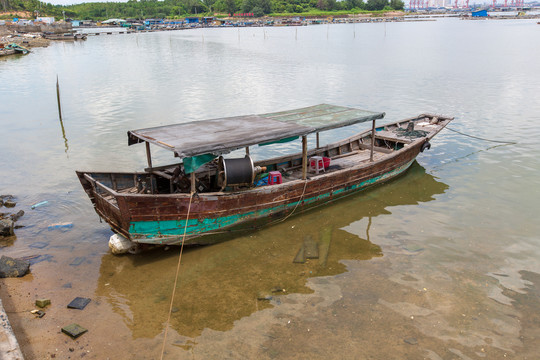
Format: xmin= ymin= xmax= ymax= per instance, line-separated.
xmin=1 ymin=18 xmax=540 ymax=359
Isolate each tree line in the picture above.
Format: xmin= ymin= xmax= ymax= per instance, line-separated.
xmin=1 ymin=0 xmax=404 ymax=21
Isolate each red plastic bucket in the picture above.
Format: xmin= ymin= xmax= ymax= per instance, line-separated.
xmin=323 ymin=157 xmax=331 ymax=169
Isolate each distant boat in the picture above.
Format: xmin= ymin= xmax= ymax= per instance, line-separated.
xmin=0 ymin=43 xmax=30 ymax=56
xmin=76 ymin=104 xmax=453 ymax=253
xmin=43 ymin=33 xmax=87 ymax=40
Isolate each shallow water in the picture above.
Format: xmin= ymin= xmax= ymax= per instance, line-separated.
xmin=1 ymin=18 xmax=540 ymax=359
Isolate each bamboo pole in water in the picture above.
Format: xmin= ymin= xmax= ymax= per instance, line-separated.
xmin=56 ymin=75 xmax=63 ymax=121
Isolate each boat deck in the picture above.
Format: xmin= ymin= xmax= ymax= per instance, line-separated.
xmin=101 ymin=148 xmax=387 ymax=200
xmin=279 ymin=149 xmax=385 ymax=183
xmin=88 ymin=115 xmax=447 ymax=202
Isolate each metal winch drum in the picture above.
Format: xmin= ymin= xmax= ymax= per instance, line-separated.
xmin=217 ymin=155 xmax=263 ymax=190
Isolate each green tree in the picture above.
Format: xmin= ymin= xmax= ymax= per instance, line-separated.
xmin=1 ymin=0 xmax=10 ymax=12
xmin=390 ymin=0 xmax=404 ymax=10
xmin=252 ymin=5 xmax=263 ymax=16
xmin=316 ymin=0 xmax=326 ymax=10
xmin=260 ymin=0 xmax=271 ymax=13
xmin=366 ymin=0 xmax=388 ymax=10
xmin=241 ymin=0 xmax=256 ymax=12
xmin=225 ymin=0 xmax=236 ymax=13
xmin=201 ymin=0 xmax=216 ymax=12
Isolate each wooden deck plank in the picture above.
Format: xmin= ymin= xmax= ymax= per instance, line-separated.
xmin=375 ymin=130 xmax=413 ymax=144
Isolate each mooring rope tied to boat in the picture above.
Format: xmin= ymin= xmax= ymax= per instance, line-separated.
xmin=193 ymin=179 xmax=309 ymax=237
xmin=159 ymin=180 xmax=306 ymax=356
xmin=445 ymin=127 xmax=516 ymax=145
xmin=272 ymin=179 xmax=309 ymax=225
xmin=160 ymin=192 xmax=194 ymax=360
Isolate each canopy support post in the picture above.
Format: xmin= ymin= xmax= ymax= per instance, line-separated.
xmin=245 ymin=146 xmax=249 ymax=155
xmin=146 ymin=142 xmax=155 ymax=194
xmin=191 ymin=172 xmax=196 ymax=194
xmin=145 ymin=142 xmax=153 ymax=169
xmin=316 ymin=132 xmax=320 ymax=149
xmin=370 ymin=119 xmax=376 ymax=162
xmin=302 ymin=135 xmax=307 ymax=180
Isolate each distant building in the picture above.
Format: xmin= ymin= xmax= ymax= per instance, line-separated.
xmin=184 ymin=17 xmax=199 ymax=24
xmin=472 ymin=9 xmax=488 ymax=17
xmin=36 ymin=17 xmax=55 ymax=24
xmin=16 ymin=19 xmax=33 ymax=25
xmin=201 ymin=17 xmax=215 ymax=24
xmin=144 ymin=19 xmax=164 ymax=26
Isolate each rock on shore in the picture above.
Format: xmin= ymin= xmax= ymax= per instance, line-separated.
xmin=0 ymin=256 xmax=30 ymax=278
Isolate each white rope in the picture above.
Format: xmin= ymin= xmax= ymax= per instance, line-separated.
xmin=160 ymin=192 xmax=194 ymax=360
xmin=271 ymin=179 xmax=309 ymax=224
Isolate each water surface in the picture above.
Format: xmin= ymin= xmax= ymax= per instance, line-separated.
xmin=1 ymin=18 xmax=540 ymax=359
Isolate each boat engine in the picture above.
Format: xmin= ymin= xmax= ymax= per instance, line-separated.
xmin=217 ymin=155 xmax=265 ymax=190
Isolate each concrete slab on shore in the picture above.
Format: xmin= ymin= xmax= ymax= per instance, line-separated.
xmin=0 ymin=298 xmax=24 ymax=360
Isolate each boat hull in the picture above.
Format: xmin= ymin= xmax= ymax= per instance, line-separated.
xmin=77 ymin=141 xmax=422 ymax=246
xmin=129 ymin=159 xmax=415 ymax=245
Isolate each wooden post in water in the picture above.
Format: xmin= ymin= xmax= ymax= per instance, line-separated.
xmin=370 ymin=119 xmax=376 ymax=162
xmin=302 ymin=135 xmax=307 ymax=180
xmin=56 ymin=75 xmax=63 ymax=121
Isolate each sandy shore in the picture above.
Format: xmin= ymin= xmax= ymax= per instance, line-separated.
xmin=0 ymin=32 xmax=50 ymax=48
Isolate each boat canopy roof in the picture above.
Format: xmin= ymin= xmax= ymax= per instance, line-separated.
xmin=127 ymin=104 xmax=385 ymax=159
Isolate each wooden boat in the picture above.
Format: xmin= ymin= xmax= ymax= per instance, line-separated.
xmin=43 ymin=32 xmax=87 ymax=40
xmin=0 ymin=43 xmax=30 ymax=56
xmin=76 ymin=104 xmax=453 ymax=253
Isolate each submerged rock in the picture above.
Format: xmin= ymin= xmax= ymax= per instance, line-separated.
xmin=9 ymin=210 xmax=24 ymax=222
xmin=404 ymin=337 xmax=418 ymax=345
xmin=0 ymin=256 xmax=30 ymax=278
xmin=257 ymin=292 xmax=273 ymax=300
xmin=1 ymin=195 xmax=16 ymax=208
xmin=3 ymin=200 xmax=16 ymax=208
xmin=0 ymin=219 xmax=14 ymax=237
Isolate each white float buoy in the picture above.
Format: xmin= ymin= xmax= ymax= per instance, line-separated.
xmin=109 ymin=234 xmax=135 ymax=255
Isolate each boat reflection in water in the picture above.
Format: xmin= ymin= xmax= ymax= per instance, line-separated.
xmin=95 ymin=161 xmax=448 ymax=339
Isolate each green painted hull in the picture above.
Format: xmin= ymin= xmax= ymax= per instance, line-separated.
xmin=128 ymin=159 xmax=415 ymax=245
